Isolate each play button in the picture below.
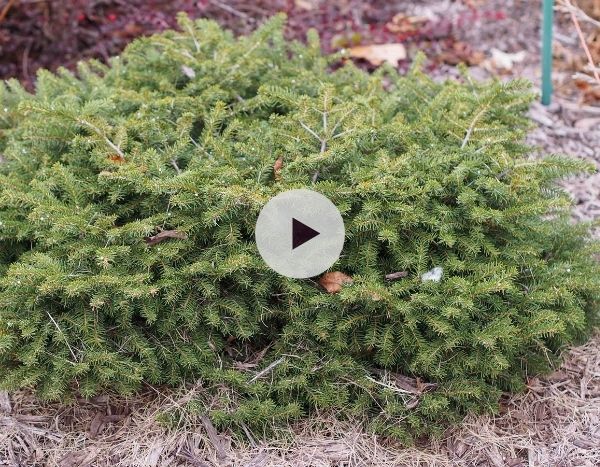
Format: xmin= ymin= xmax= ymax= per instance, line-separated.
xmin=292 ymin=218 xmax=320 ymax=249
xmin=255 ymin=189 xmax=345 ymax=278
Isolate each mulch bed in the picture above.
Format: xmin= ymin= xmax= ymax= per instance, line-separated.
xmin=0 ymin=0 xmax=505 ymax=88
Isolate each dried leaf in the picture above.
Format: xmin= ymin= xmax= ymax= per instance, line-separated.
xmin=115 ymin=22 xmax=144 ymax=38
xmin=348 ymin=43 xmax=407 ymax=66
xmin=88 ymin=412 xmax=127 ymax=440
xmin=108 ymin=153 xmax=125 ymax=164
xmin=273 ymin=156 xmax=283 ymax=180
xmin=438 ymin=41 xmax=485 ymax=66
xmin=145 ymin=230 xmax=188 ymax=246
xmin=88 ymin=412 xmax=104 ymax=439
xmin=385 ymin=271 xmax=408 ymax=281
xmin=385 ymin=13 xmax=428 ymax=35
xmin=405 ymin=397 xmax=420 ymax=409
xmin=447 ymin=437 xmax=468 ymax=458
xmin=201 ymin=415 xmax=228 ymax=460
xmin=319 ymin=271 xmax=353 ymax=293
xmin=575 ymin=80 xmax=600 ymax=103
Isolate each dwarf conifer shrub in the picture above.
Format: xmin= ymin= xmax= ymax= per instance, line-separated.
xmin=0 ymin=14 xmax=598 ymax=441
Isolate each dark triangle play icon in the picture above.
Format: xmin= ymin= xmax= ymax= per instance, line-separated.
xmin=292 ymin=218 xmax=320 ymax=250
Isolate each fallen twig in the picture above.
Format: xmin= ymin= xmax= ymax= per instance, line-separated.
xmin=145 ymin=230 xmax=188 ymax=246
xmin=564 ymin=0 xmax=600 ymax=86
xmin=385 ymin=271 xmax=409 ymax=281
xmin=249 ymin=357 xmax=285 ymax=383
xmin=0 ymin=0 xmax=17 ymax=24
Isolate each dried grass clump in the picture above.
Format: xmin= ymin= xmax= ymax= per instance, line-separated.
xmin=1 ymin=333 xmax=598 ymax=466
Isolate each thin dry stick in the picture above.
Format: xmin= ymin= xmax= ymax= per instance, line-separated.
xmin=249 ymin=357 xmax=285 ymax=383
xmin=200 ymin=415 xmax=227 ymax=460
xmin=461 ymin=103 xmax=490 ymax=149
xmin=558 ymin=0 xmax=600 ymax=29
xmin=170 ymin=159 xmax=182 ymax=174
xmin=0 ymin=0 xmax=17 ymax=24
xmin=45 ymin=309 xmax=78 ymax=362
xmin=565 ymin=0 xmax=600 ymax=85
xmin=209 ymin=0 xmax=251 ymax=20
xmin=78 ymin=119 xmax=125 ymax=158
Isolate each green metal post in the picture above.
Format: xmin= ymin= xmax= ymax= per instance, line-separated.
xmin=541 ymin=0 xmax=554 ymax=105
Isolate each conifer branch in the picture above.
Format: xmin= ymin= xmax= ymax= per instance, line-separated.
xmin=77 ymin=119 xmax=125 ymax=158
xmin=0 ymin=14 xmax=596 ymax=441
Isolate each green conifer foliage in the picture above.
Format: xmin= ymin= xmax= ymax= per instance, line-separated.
xmin=0 ymin=14 xmax=598 ymax=440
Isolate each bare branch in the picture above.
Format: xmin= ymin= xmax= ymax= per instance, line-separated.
xmin=249 ymin=357 xmax=285 ymax=383
xmin=563 ymin=0 xmax=600 ymax=85
xmin=170 ymin=159 xmax=182 ymax=174
xmin=299 ymin=121 xmax=322 ymax=142
xmin=78 ymin=119 xmax=125 ymax=159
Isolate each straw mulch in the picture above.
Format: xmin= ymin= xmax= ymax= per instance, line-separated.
xmin=1 ymin=332 xmax=598 ymax=467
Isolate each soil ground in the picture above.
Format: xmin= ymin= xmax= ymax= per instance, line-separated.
xmin=0 ymin=0 xmax=599 ymax=466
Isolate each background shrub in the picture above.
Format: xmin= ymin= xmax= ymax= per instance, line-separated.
xmin=0 ymin=14 xmax=598 ymax=441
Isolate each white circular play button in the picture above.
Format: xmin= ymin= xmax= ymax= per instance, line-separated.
xmin=255 ymin=189 xmax=345 ymax=279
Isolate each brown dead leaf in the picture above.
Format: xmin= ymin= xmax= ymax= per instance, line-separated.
xmin=88 ymin=412 xmax=104 ymax=439
xmin=319 ymin=271 xmax=353 ymax=293
xmin=386 ymin=13 xmax=428 ymax=34
xmin=447 ymin=437 xmax=468 ymax=458
xmin=145 ymin=230 xmax=188 ymax=246
xmin=108 ymin=153 xmax=125 ymax=164
xmin=88 ymin=412 xmax=127 ymax=440
xmin=115 ymin=22 xmax=144 ymax=38
xmin=201 ymin=415 xmax=228 ymax=460
xmin=348 ymin=43 xmax=407 ymax=66
xmin=385 ymin=271 xmax=408 ymax=281
xmin=575 ymin=79 xmax=600 ymax=103
xmin=273 ymin=156 xmax=283 ymax=181
xmin=405 ymin=397 xmax=420 ymax=409
xmin=439 ymin=41 xmax=485 ymax=66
